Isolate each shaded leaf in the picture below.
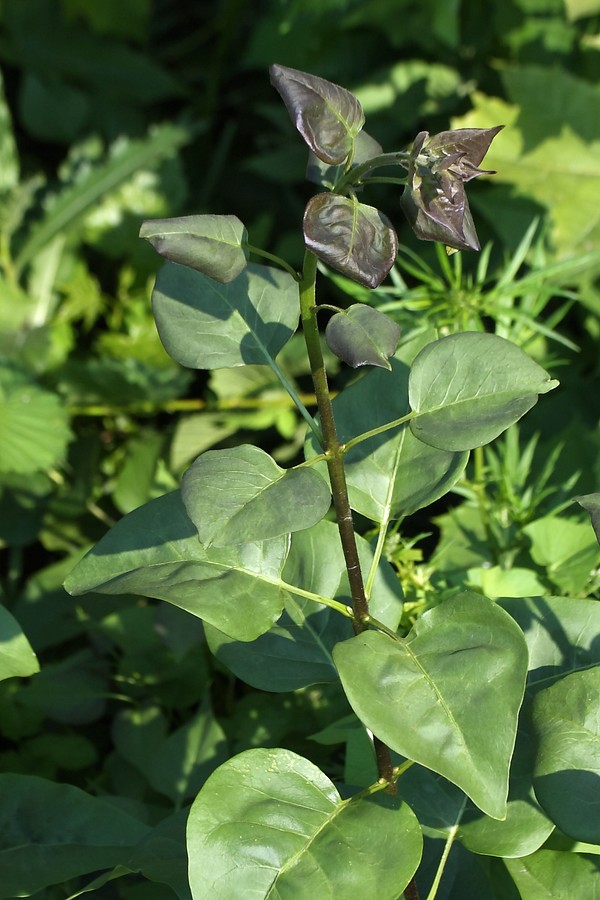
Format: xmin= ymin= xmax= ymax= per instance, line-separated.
xmin=64 ymin=491 xmax=291 ymax=642
xmin=0 ymin=773 xmax=150 ymax=896
xmin=187 ymin=748 xmax=422 ymax=899
xmin=270 ymin=64 xmax=364 ymax=165
xmin=152 ymin=262 xmax=299 ymax=369
xmin=408 ymin=332 xmax=558 ymax=451
xmin=325 ymin=305 xmax=401 ymax=370
xmin=306 ymin=130 xmax=382 ymax=189
xmin=532 ymin=667 xmax=600 ymax=844
xmin=334 ymin=593 xmax=529 ymax=819
xmin=204 ymin=519 xmax=402 ymax=692
xmin=304 ymin=193 xmax=397 ymax=288
xmin=181 ymin=445 xmax=330 ymax=547
xmin=140 ymin=214 xmax=248 ymax=283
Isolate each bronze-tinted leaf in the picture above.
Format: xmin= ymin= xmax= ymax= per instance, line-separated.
xmin=140 ymin=214 xmax=248 ymax=283
xmin=303 ymin=194 xmax=397 ymax=289
xmin=306 ymin=130 xmax=383 ymax=189
xmin=270 ymin=64 xmax=364 ymax=165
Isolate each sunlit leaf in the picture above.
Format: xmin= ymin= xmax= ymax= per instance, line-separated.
xmin=0 ymin=606 xmax=39 ymax=681
xmin=64 ymin=491 xmax=291 ymax=642
xmin=334 ymin=593 xmax=529 ymax=819
xmin=181 ymin=445 xmax=331 ymax=547
xmin=270 ymin=64 xmax=364 ymax=165
xmin=304 ymin=194 xmax=397 ymax=288
xmin=140 ymin=214 xmax=248 ymax=283
xmin=408 ymin=332 xmax=558 ymax=450
xmin=325 ymin=305 xmax=401 ymax=369
xmin=187 ymin=748 xmax=422 ymax=899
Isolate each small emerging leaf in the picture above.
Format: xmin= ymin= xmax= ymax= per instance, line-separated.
xmin=304 ymin=194 xmax=398 ymax=288
xmin=140 ymin=214 xmax=248 ymax=283
xmin=325 ymin=305 xmax=401 ymax=369
xmin=181 ymin=445 xmax=331 ymax=547
xmin=270 ymin=64 xmax=364 ymax=165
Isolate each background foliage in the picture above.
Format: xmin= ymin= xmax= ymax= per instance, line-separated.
xmin=1 ymin=0 xmax=600 ymax=897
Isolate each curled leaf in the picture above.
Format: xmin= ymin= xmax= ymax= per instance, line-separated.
xmin=140 ymin=214 xmax=248 ymax=283
xmin=270 ymin=64 xmax=364 ymax=165
xmin=325 ymin=305 xmax=401 ymax=370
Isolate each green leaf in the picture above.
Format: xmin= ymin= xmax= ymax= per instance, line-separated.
xmin=152 ymin=262 xmax=299 ymax=369
xmin=0 ymin=69 xmax=19 ymax=192
xmin=532 ymin=667 xmax=600 ymax=844
xmin=576 ymin=492 xmax=600 ymax=546
xmin=0 ymin=364 xmax=72 ymax=474
xmin=452 ymin=67 xmax=600 ymax=255
xmin=408 ymin=332 xmax=558 ymax=451
xmin=187 ymin=748 xmax=422 ymax=899
xmin=204 ymin=518 xmax=402 ymax=691
xmin=0 ymin=773 xmax=150 ymax=895
xmin=306 ymin=353 xmax=468 ymax=523
xmin=334 ymin=593 xmax=529 ymax=819
xmin=304 ymin=194 xmax=398 ymax=288
xmin=270 ymin=64 xmax=365 ymax=165
xmin=523 ymin=515 xmax=600 ymax=595
xmin=181 ymin=445 xmax=331 ymax=547
xmin=15 ymin=123 xmax=190 ymax=273
xmin=0 ymin=605 xmax=39 ymax=681
xmin=64 ymin=491 xmax=291 ymax=642
xmin=140 ymin=214 xmax=248 ymax=283
xmin=504 ymin=849 xmax=600 ymax=899
xmin=325 ymin=305 xmax=401 ymax=370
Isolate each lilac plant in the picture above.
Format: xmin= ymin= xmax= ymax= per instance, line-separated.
xmin=63 ymin=66 xmax=589 ymax=900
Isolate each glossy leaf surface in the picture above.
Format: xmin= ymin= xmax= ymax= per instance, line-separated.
xmin=325 ymin=305 xmax=401 ymax=370
xmin=187 ymin=748 xmax=422 ymax=899
xmin=181 ymin=445 xmax=331 ymax=547
xmin=409 ymin=332 xmax=558 ymax=450
xmin=270 ymin=64 xmax=364 ymax=164
xmin=532 ymin=667 xmax=600 ymax=844
xmin=152 ymin=262 xmax=299 ymax=369
xmin=204 ymin=519 xmax=402 ymax=691
xmin=334 ymin=594 xmax=529 ymax=819
xmin=64 ymin=491 xmax=290 ymax=642
xmin=304 ymin=194 xmax=397 ymax=288
xmin=140 ymin=214 xmax=248 ymax=283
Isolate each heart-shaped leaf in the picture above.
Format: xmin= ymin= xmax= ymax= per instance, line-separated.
xmin=409 ymin=332 xmax=558 ymax=451
xmin=334 ymin=593 xmax=529 ymax=819
xmin=204 ymin=518 xmax=402 ymax=691
xmin=532 ymin=667 xmax=600 ymax=844
xmin=305 ymin=350 xmax=468 ymax=523
xmin=187 ymin=748 xmax=422 ymax=899
xmin=304 ymin=194 xmax=398 ymax=288
xmin=64 ymin=491 xmax=291 ymax=642
xmin=270 ymin=64 xmax=365 ymax=165
xmin=140 ymin=214 xmax=248 ymax=283
xmin=181 ymin=445 xmax=331 ymax=547
xmin=325 ymin=305 xmax=401 ymax=370
xmin=152 ymin=262 xmax=299 ymax=369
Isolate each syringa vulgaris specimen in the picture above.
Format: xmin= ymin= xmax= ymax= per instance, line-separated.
xmin=65 ymin=65 xmax=600 ymax=900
